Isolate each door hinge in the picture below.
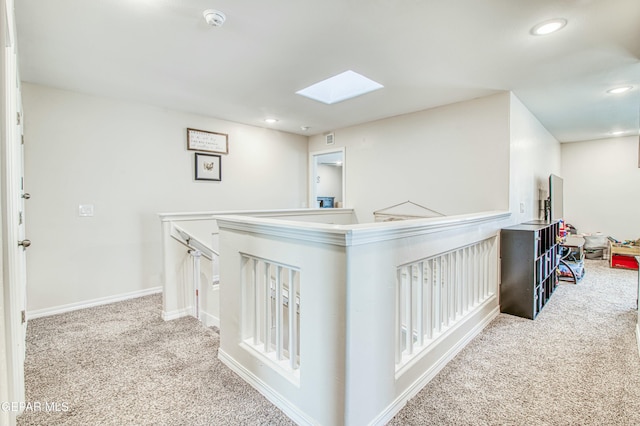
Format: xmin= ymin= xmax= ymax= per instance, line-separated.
xmin=21 ymin=134 xmax=24 ymax=145
xmin=17 ymin=112 xmax=21 ymax=125
xmin=18 ymin=211 xmax=22 ymax=225
xmin=21 ymin=310 xmax=26 ymax=324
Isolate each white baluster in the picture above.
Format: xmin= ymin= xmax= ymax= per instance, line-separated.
xmin=288 ymin=269 xmax=297 ymax=370
xmin=191 ymin=250 xmax=201 ymax=321
xmin=425 ymin=260 xmax=433 ymax=340
xmin=464 ymin=247 xmax=470 ymax=312
xmin=416 ymin=262 xmax=424 ymax=347
xmin=473 ymin=246 xmax=478 ymax=305
xmin=434 ymin=257 xmax=441 ymax=334
xmin=442 ymin=255 xmax=448 ymax=328
xmin=405 ymin=265 xmax=413 ymax=356
xmin=449 ymin=252 xmax=455 ymax=324
xmin=264 ymin=262 xmax=272 ymax=353
xmin=395 ymin=268 xmax=403 ymax=364
xmin=275 ymin=266 xmax=283 ymax=360
xmin=252 ymin=258 xmax=259 ymax=345
xmin=456 ymin=251 xmax=460 ymax=317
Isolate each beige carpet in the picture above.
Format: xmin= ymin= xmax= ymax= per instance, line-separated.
xmin=17 ymin=260 xmax=640 ymax=425
xmin=17 ymin=296 xmax=294 ymax=425
xmin=389 ymin=260 xmax=640 ymax=425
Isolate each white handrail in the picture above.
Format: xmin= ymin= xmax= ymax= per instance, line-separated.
xmin=169 ymin=223 xmax=218 ymax=260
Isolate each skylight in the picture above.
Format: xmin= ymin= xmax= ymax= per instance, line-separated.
xmin=296 ymin=70 xmax=384 ymax=104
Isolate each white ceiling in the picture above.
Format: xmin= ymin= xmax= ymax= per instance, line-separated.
xmin=14 ymin=0 xmax=640 ymax=142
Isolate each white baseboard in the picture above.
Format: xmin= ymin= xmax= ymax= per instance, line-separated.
xmin=201 ymin=310 xmax=220 ymax=328
xmin=370 ymin=303 xmax=500 ymax=426
xmin=636 ymin=323 xmax=640 ymax=358
xmin=162 ymin=307 xmax=193 ymax=321
xmin=27 ymin=286 xmax=162 ymax=320
xmin=218 ymin=349 xmax=316 ymax=426
xmin=161 ymin=307 xmax=218 ymax=328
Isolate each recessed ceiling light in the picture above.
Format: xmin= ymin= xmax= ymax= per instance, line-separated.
xmin=296 ymin=70 xmax=384 ymax=105
xmin=607 ymin=86 xmax=633 ymax=94
xmin=264 ymin=118 xmax=278 ymax=124
xmin=530 ymin=18 xmax=567 ymax=36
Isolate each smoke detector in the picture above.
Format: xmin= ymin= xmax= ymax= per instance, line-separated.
xmin=203 ymin=9 xmax=226 ymax=27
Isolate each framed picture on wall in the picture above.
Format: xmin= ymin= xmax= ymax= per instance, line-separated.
xmin=195 ymin=153 xmax=222 ymax=181
xmin=187 ymin=128 xmax=229 ymax=154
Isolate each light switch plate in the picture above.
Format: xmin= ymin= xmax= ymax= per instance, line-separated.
xmin=79 ymin=204 xmax=94 ymax=217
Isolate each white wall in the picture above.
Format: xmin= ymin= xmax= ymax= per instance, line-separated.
xmin=309 ymin=93 xmax=512 ymax=222
xmin=21 ymin=85 xmax=565 ymax=314
xmin=561 ymin=136 xmax=640 ymax=238
xmin=22 ymin=83 xmax=308 ymax=313
xmin=508 ymin=93 xmax=562 ymax=224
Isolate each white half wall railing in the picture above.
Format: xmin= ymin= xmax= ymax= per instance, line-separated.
xmin=395 ymin=237 xmax=496 ymax=372
xmin=241 ymin=254 xmax=301 ymax=381
xmin=215 ymin=210 xmax=510 ymax=426
xmin=159 ymin=208 xmax=355 ymax=327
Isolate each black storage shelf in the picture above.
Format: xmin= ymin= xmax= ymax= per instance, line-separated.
xmin=500 ymin=220 xmax=560 ymax=319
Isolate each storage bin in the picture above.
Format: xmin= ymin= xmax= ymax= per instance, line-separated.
xmin=610 ymin=255 xmax=639 ymax=270
xmin=585 ymin=248 xmax=603 ymax=259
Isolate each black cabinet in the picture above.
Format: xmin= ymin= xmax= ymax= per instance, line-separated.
xmin=500 ymin=220 xmax=560 ymax=319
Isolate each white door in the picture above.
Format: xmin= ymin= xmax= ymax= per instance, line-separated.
xmin=17 ymin=89 xmax=28 ymax=347
xmin=3 ymin=19 xmax=28 ymax=412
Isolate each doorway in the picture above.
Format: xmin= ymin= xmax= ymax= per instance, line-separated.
xmin=309 ymin=148 xmax=345 ymax=209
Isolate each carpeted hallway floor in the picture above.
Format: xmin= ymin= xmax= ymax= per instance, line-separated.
xmin=388 ymin=260 xmax=640 ymax=426
xmin=17 ymin=260 xmax=640 ymax=425
xmin=17 ymin=293 xmax=293 ymax=425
